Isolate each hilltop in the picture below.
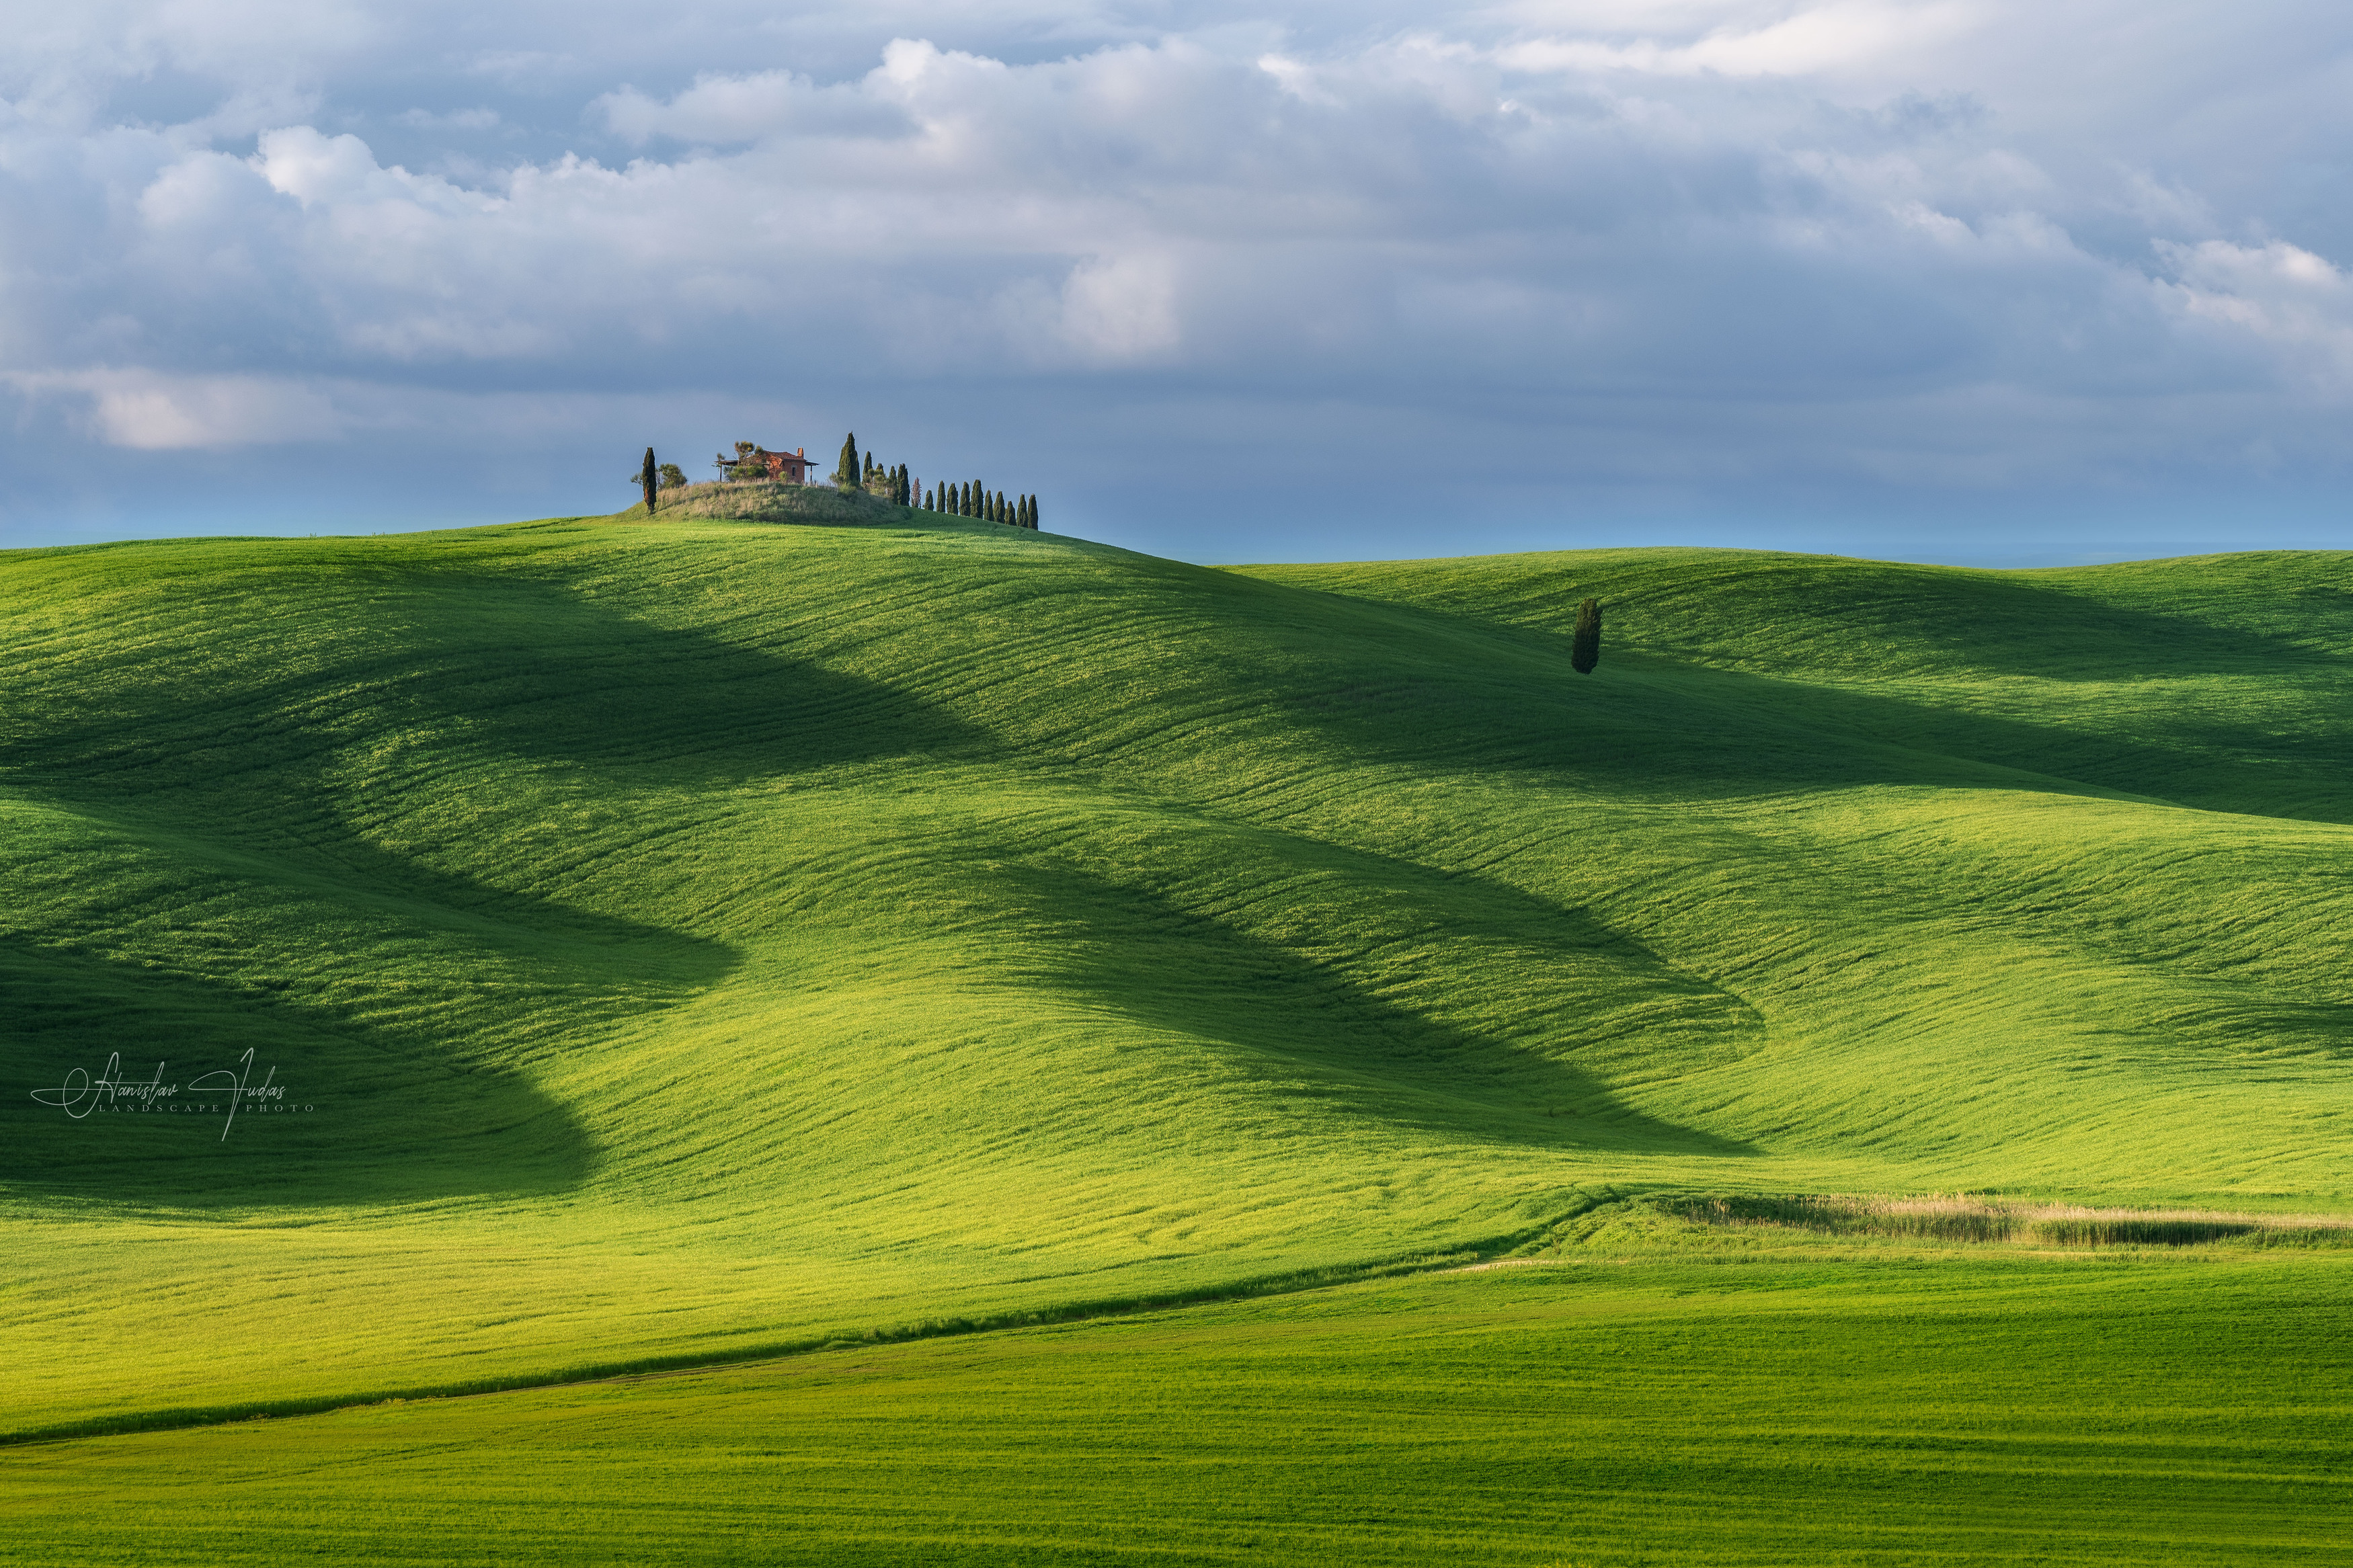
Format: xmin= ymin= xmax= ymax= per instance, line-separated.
xmin=5 ymin=513 xmax=2353 ymax=1450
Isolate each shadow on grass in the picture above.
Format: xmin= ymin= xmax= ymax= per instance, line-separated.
xmin=990 ymin=858 xmax=1756 ymax=1158
xmin=0 ymin=567 xmax=984 ymax=1206
xmin=1298 ymin=551 xmax=2353 ymax=685
xmin=1243 ymin=585 xmax=2353 ymax=824
xmin=0 ymin=932 xmax=604 ymax=1206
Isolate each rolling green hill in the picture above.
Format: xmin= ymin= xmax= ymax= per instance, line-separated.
xmin=5 ymin=513 xmax=2353 ymax=1562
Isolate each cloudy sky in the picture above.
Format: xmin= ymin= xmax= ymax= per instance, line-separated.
xmin=2 ymin=1 xmax=2348 ymax=563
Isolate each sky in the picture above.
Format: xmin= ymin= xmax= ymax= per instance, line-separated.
xmin=1 ymin=1 xmax=2348 ymax=565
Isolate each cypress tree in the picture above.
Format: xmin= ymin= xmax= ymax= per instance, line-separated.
xmin=639 ymin=447 xmax=657 ymax=515
xmin=995 ymin=491 xmax=1007 ymax=523
xmin=1030 ymin=495 xmax=1041 ymax=530
xmin=898 ymin=464 xmax=910 ymax=505
xmin=1571 ymin=597 xmax=1601 ymax=675
xmin=834 ymin=433 xmax=859 ymax=488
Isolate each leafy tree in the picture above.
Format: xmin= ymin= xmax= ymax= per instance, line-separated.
xmin=1571 ymin=597 xmax=1601 ymax=675
xmin=657 ymin=464 xmax=686 ymax=489
xmin=834 ymin=433 xmax=859 ymax=488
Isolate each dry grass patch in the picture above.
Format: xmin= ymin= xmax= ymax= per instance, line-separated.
xmin=622 ymin=481 xmax=910 ymax=526
xmin=1673 ymin=1194 xmax=2353 ymax=1248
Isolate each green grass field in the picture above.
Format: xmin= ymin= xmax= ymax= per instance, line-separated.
xmin=5 ymin=503 xmax=2352 ymax=1561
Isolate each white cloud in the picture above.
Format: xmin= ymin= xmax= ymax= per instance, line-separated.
xmin=2158 ymin=240 xmax=2353 ymax=386
xmin=1500 ymin=1 xmax=1985 ymax=79
xmin=7 ymin=369 xmax=346 ymax=448
xmin=1056 ymin=253 xmax=1183 ymax=360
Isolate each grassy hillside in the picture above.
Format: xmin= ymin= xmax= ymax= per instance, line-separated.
xmin=5 ymin=515 xmax=2353 ymax=1478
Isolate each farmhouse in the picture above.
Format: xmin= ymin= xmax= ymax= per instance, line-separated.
xmin=714 ymin=445 xmax=816 ymax=483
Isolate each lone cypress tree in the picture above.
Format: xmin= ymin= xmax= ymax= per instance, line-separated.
xmin=640 ymin=448 xmax=657 ymax=514
xmin=834 ymin=433 xmax=859 ymax=488
xmin=1571 ymin=597 xmax=1601 ymax=675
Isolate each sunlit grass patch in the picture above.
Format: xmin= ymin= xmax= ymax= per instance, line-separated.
xmin=8 ymin=1257 xmax=2353 ymax=1567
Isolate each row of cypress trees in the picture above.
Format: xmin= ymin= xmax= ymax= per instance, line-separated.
xmin=834 ymin=431 xmax=1039 ymax=530
xmin=926 ymin=483 xmax=1037 ymax=529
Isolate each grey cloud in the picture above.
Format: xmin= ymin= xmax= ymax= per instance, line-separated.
xmin=1 ymin=1 xmax=2350 ymax=561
